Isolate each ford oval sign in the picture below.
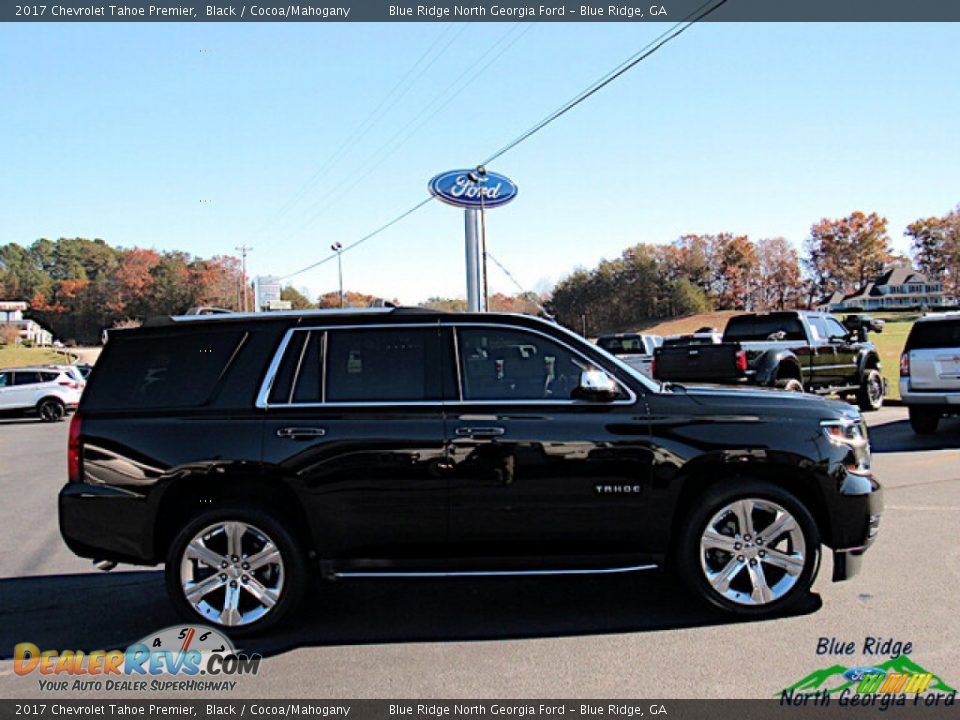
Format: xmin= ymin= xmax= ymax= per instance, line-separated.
xmin=428 ymin=169 xmax=517 ymax=209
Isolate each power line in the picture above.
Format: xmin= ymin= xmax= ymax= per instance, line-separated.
xmin=275 ymin=1 xmax=727 ymax=286
xmin=486 ymin=251 xmax=550 ymax=316
xmin=245 ymin=24 xmax=468 ymax=245
xmin=481 ymin=0 xmax=730 ymax=166
xmin=276 ymin=23 xmax=533 ymax=247
xmin=277 ymin=196 xmax=435 ymax=281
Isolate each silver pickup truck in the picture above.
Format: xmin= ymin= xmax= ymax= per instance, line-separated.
xmin=900 ymin=312 xmax=960 ymax=434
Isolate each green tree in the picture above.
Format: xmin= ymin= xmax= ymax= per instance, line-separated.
xmin=281 ymin=286 xmax=314 ymax=310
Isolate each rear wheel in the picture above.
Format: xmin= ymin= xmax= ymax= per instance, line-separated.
xmin=856 ymin=369 xmax=884 ymax=411
xmin=165 ymin=503 xmax=309 ymax=635
xmin=675 ymin=481 xmax=820 ymax=616
xmin=909 ymin=406 xmax=940 ymax=435
xmin=37 ymin=398 xmax=66 ymax=422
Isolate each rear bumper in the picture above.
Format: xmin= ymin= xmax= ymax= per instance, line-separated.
xmin=899 ymin=382 xmax=960 ymax=406
xmin=58 ymin=483 xmax=155 ymax=565
xmin=830 ymin=470 xmax=883 ymax=582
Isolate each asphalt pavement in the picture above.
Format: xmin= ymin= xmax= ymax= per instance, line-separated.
xmin=0 ymin=406 xmax=957 ymax=698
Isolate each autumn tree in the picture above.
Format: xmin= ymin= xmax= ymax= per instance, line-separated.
xmin=906 ymin=206 xmax=960 ymax=298
xmin=756 ymin=237 xmax=804 ymax=310
xmin=804 ymin=212 xmax=894 ymax=298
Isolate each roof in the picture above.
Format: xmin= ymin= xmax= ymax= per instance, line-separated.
xmin=143 ymin=306 xmax=433 ymax=327
xmin=828 ymin=265 xmax=941 ymax=305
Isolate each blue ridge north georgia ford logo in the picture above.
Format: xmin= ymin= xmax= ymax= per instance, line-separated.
xmin=428 ymin=169 xmax=518 ymax=209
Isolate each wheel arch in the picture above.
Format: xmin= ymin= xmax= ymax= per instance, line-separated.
xmin=666 ymin=458 xmax=831 ymax=561
xmin=151 ymin=472 xmax=313 ymax=564
xmin=756 ymin=352 xmax=801 ymax=386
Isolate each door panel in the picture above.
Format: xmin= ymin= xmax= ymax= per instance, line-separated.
xmin=261 ymin=325 xmax=449 ymax=559
xmin=443 ymin=324 xmax=653 ymax=564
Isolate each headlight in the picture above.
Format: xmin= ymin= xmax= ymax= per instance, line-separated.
xmin=821 ymin=418 xmax=868 ymax=447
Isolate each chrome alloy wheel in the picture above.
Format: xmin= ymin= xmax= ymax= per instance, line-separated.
xmin=179 ymin=521 xmax=285 ymax=627
xmin=699 ymin=498 xmax=806 ymax=606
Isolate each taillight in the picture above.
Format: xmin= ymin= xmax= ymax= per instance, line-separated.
xmin=650 ymin=356 xmax=657 ymax=378
xmin=899 ymin=352 xmax=910 ymax=377
xmin=735 ymin=350 xmax=748 ymax=372
xmin=68 ymin=412 xmax=83 ymax=483
xmin=59 ymin=380 xmax=81 ymax=389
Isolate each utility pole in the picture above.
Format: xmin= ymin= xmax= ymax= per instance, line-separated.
xmin=235 ymin=245 xmax=253 ymax=312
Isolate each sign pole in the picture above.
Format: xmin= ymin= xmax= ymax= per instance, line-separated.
xmin=464 ymin=207 xmax=482 ymax=313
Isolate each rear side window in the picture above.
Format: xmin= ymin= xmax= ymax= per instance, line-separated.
xmin=85 ymin=329 xmax=245 ymax=410
xmin=724 ymin=316 xmax=806 ymax=342
xmin=40 ymin=372 xmax=60 ymax=382
xmin=12 ymin=371 xmax=42 ymax=386
xmin=597 ymin=336 xmax=645 ymax=353
xmin=906 ymin=320 xmax=960 ymax=351
xmin=325 ymin=328 xmax=438 ymax=402
xmin=0 ymin=372 xmax=7 ymax=387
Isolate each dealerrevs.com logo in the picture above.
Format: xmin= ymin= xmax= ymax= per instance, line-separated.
xmin=14 ymin=625 xmax=261 ymax=692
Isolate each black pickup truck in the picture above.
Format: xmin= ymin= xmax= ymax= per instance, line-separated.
xmin=652 ymin=311 xmax=886 ymax=411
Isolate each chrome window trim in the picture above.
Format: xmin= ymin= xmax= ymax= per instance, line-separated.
xmin=255 ymin=320 xmax=639 ymax=409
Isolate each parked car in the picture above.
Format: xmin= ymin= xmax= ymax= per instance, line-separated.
xmin=595 ymin=333 xmax=662 ymax=377
xmin=899 ymin=312 xmax=960 ymax=434
xmin=0 ymin=365 xmax=84 ymax=421
xmin=653 ymin=311 xmax=885 ymax=411
xmin=59 ymin=308 xmax=882 ymax=633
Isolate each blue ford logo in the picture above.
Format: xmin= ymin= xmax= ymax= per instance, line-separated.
xmin=428 ymin=169 xmax=518 ymax=209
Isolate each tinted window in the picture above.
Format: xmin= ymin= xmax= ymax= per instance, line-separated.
xmin=324 ymin=327 xmax=438 ymax=403
xmin=724 ymin=316 xmax=806 ymax=342
xmin=906 ymin=320 xmax=960 ymax=350
xmin=85 ymin=330 xmax=245 ymax=410
xmin=597 ymin=336 xmax=646 ymax=354
xmin=0 ymin=372 xmax=8 ymax=387
xmin=825 ymin=317 xmax=849 ymax=340
xmin=12 ymin=371 xmax=42 ymax=386
xmin=457 ymin=326 xmax=591 ymax=401
xmin=268 ymin=330 xmax=310 ymax=404
xmin=40 ymin=372 xmax=60 ymax=382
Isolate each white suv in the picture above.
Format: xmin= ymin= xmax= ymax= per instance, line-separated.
xmin=899 ymin=313 xmax=960 ymax=434
xmin=0 ymin=366 xmax=85 ymax=422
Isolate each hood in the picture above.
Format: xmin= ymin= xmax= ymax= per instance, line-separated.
xmin=673 ymin=384 xmax=860 ymax=421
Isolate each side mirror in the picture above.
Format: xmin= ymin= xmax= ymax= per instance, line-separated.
xmin=573 ymin=369 xmax=619 ymax=402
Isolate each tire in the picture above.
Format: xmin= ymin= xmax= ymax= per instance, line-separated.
xmin=776 ymin=378 xmax=804 ymax=393
xmin=909 ymin=406 xmax=940 ymax=435
xmin=856 ymin=369 xmax=884 ymax=412
xmin=674 ymin=480 xmax=820 ymax=617
xmin=165 ymin=503 xmax=309 ymax=636
xmin=36 ymin=397 xmax=66 ymax=422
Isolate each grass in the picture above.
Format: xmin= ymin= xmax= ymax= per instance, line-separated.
xmin=0 ymin=345 xmax=77 ymax=369
xmin=638 ymin=310 xmax=919 ymax=400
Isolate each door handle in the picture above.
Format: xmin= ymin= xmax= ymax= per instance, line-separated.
xmin=276 ymin=427 xmax=326 ymax=440
xmin=455 ymin=426 xmax=505 ymax=438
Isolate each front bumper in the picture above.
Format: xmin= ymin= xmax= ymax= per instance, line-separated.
xmin=59 ymin=483 xmax=155 ymax=565
xmin=830 ymin=470 xmax=883 ymax=581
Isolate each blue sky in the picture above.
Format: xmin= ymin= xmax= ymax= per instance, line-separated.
xmin=1 ymin=21 xmax=958 ymax=302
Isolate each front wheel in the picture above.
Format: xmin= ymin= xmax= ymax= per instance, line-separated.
xmin=165 ymin=503 xmax=309 ymax=635
xmin=675 ymin=481 xmax=820 ymax=616
xmin=856 ymin=369 xmax=884 ymax=411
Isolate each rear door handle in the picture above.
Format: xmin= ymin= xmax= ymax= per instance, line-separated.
xmin=276 ymin=427 xmax=326 ymax=440
xmin=455 ymin=426 xmax=505 ymax=438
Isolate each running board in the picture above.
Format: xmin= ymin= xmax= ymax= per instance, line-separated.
xmin=333 ymin=564 xmax=658 ymax=579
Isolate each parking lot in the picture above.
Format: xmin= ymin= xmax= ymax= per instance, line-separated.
xmin=0 ymin=406 xmax=957 ymax=699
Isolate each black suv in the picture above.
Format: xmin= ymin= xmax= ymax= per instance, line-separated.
xmin=59 ymin=309 xmax=882 ymax=633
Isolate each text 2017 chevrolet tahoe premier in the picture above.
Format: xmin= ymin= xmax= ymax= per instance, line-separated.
xmin=59 ymin=308 xmax=882 ymax=634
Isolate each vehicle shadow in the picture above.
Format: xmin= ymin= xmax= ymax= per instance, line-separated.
xmin=0 ymin=569 xmax=821 ymax=659
xmin=868 ymin=417 xmax=960 ymax=453
xmin=0 ymin=418 xmax=47 ymax=426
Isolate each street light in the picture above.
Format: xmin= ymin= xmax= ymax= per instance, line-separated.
xmin=331 ymin=242 xmax=344 ymax=309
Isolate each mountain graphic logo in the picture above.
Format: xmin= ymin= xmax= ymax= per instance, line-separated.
xmin=780 ymin=655 xmax=956 ymax=696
